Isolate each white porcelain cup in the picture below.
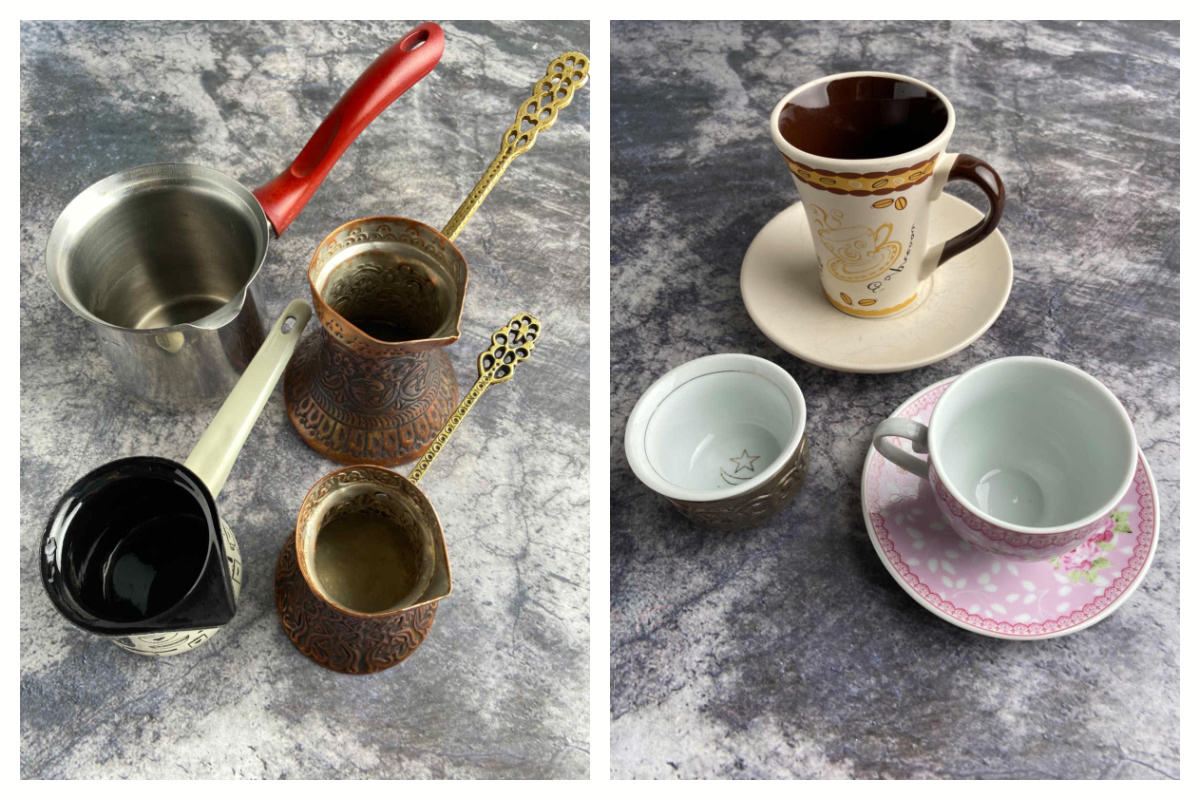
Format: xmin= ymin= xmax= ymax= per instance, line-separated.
xmin=625 ymin=354 xmax=809 ymax=529
xmin=872 ymin=357 xmax=1138 ymax=559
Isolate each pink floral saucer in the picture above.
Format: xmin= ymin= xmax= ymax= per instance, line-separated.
xmin=861 ymin=377 xmax=1158 ymax=639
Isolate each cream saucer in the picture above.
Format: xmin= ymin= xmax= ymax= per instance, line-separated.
xmin=861 ymin=378 xmax=1159 ymax=640
xmin=741 ymin=195 xmax=1013 ymax=373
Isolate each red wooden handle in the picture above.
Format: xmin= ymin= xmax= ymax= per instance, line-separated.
xmin=253 ymin=22 xmax=444 ymax=235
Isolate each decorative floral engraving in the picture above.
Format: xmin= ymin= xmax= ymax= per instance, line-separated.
xmin=274 ymin=533 xmax=438 ymax=675
xmin=286 ymin=214 xmax=467 ymax=466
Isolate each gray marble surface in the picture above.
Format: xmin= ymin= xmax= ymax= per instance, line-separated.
xmin=610 ymin=21 xmax=1178 ymax=779
xmin=21 ymin=20 xmax=590 ymax=779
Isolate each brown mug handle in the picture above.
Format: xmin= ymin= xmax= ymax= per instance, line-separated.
xmin=935 ymin=154 xmax=1005 ymax=266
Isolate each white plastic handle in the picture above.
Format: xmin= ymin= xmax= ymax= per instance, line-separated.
xmin=184 ymin=299 xmax=313 ymax=496
xmin=872 ymin=416 xmax=930 ymax=479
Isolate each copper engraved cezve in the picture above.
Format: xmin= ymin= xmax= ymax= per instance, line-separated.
xmin=277 ymin=314 xmax=540 ymax=674
xmin=274 ymin=465 xmax=451 ymax=675
xmin=285 ymin=52 xmax=588 ymax=466
xmin=284 ymin=218 xmax=467 ymax=466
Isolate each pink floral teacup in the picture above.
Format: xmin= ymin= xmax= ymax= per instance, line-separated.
xmin=871 ymin=357 xmax=1137 ymax=560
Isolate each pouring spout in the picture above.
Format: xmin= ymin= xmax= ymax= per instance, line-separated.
xmin=184 ymin=288 xmax=250 ymax=332
xmin=185 ymin=300 xmax=312 ymax=496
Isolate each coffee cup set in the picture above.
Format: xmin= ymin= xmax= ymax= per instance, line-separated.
xmin=626 ymin=72 xmax=1158 ymax=639
xmin=38 ymin=23 xmax=588 ymax=672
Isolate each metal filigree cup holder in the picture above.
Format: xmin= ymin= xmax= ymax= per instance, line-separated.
xmin=277 ymin=314 xmax=539 ymax=673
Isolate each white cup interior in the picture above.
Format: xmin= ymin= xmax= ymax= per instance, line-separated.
xmin=626 ymin=355 xmax=806 ymax=502
xmin=931 ymin=358 xmax=1136 ymax=529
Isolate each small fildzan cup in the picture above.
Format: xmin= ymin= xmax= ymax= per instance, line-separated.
xmin=770 ymin=71 xmax=1005 ymax=318
xmin=625 ymin=354 xmax=809 ymax=530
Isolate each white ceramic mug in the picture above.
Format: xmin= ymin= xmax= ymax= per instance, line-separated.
xmin=770 ymin=72 xmax=1005 ymax=318
xmin=871 ymin=357 xmax=1137 ymax=559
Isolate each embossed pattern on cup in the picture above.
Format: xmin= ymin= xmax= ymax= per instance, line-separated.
xmin=669 ymin=433 xmax=809 ymax=530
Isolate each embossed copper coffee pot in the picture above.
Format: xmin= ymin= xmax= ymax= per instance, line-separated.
xmin=275 ymin=314 xmax=539 ymax=674
xmin=285 ymin=52 xmax=587 ymax=465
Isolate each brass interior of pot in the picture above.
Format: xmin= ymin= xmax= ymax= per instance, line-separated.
xmin=303 ymin=478 xmax=446 ymax=614
xmin=320 ymin=243 xmax=459 ymax=342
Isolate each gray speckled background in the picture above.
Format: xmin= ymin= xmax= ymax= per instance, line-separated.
xmin=610 ymin=21 xmax=1178 ymax=779
xmin=21 ymin=20 xmax=589 ymax=779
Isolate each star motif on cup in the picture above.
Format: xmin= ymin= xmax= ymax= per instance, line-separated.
xmin=729 ymin=449 xmax=760 ymax=474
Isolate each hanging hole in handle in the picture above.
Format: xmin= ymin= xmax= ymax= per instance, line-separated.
xmin=281 ymin=315 xmax=297 ymax=334
xmin=400 ymin=29 xmax=430 ymax=51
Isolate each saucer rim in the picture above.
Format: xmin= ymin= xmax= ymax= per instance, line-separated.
xmin=741 ymin=195 xmax=1013 ymax=373
xmin=859 ymin=376 xmax=1159 ymax=641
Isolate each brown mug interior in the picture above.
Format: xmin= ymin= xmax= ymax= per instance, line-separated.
xmin=777 ymin=75 xmax=950 ymax=160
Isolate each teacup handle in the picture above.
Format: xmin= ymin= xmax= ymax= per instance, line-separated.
xmin=924 ymin=153 xmax=1005 ymax=273
xmin=872 ymin=417 xmax=930 ymax=479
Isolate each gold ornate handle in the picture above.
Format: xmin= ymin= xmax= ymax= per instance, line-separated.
xmin=440 ymin=52 xmax=589 ymax=242
xmin=407 ymin=314 xmax=541 ymax=484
